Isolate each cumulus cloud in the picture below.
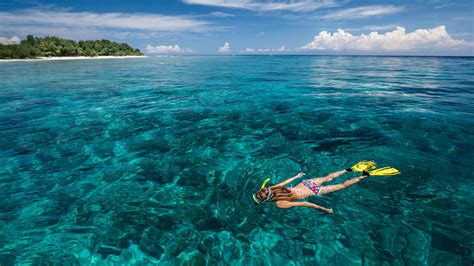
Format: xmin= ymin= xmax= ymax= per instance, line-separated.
xmin=0 ymin=36 xmax=21 ymax=45
xmin=323 ymin=5 xmax=404 ymax=20
xmin=0 ymin=8 xmax=210 ymax=40
xmin=218 ymin=42 xmax=231 ymax=53
xmin=300 ymin=26 xmax=470 ymax=54
xmin=146 ymin=45 xmax=192 ymax=54
xmin=183 ymin=0 xmax=340 ymax=12
xmin=243 ymin=46 xmax=289 ymax=54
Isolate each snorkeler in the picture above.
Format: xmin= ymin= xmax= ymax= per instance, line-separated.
xmin=252 ymin=161 xmax=400 ymax=214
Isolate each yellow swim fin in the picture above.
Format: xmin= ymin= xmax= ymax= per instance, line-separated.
xmin=367 ymin=167 xmax=400 ymax=176
xmin=349 ymin=161 xmax=376 ymax=172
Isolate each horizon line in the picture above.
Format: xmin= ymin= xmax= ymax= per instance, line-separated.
xmin=150 ymin=54 xmax=474 ymax=58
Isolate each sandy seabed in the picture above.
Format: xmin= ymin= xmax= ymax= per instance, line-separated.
xmin=0 ymin=55 xmax=147 ymax=62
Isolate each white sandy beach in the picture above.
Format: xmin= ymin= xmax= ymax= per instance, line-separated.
xmin=0 ymin=55 xmax=148 ymax=62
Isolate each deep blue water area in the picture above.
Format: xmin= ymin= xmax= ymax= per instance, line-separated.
xmin=0 ymin=56 xmax=473 ymax=265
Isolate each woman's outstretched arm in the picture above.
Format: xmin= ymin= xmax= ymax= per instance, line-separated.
xmin=270 ymin=173 xmax=305 ymax=189
xmin=275 ymin=200 xmax=333 ymax=214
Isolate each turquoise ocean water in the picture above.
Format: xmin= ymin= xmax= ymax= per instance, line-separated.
xmin=0 ymin=56 xmax=473 ymax=265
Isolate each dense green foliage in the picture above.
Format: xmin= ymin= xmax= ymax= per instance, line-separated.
xmin=0 ymin=35 xmax=143 ymax=59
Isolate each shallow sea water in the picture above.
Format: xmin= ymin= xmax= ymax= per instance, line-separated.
xmin=0 ymin=56 xmax=473 ymax=265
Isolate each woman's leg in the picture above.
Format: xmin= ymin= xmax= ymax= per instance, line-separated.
xmin=318 ymin=175 xmax=367 ymax=195
xmin=311 ymin=169 xmax=348 ymax=185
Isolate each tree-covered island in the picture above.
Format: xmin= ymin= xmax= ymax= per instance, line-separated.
xmin=0 ymin=35 xmax=143 ymax=59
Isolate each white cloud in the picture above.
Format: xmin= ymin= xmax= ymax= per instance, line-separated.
xmin=323 ymin=5 xmax=404 ymax=20
xmin=183 ymin=0 xmax=340 ymax=12
xmin=362 ymin=24 xmax=398 ymax=31
xmin=274 ymin=46 xmax=288 ymax=52
xmin=0 ymin=8 xmax=210 ymax=40
xmin=210 ymin=11 xmax=234 ymax=17
xmin=0 ymin=9 xmax=208 ymax=31
xmin=434 ymin=3 xmax=455 ymax=9
xmin=242 ymin=46 xmax=289 ymax=54
xmin=300 ymin=26 xmax=471 ymax=54
xmin=218 ymin=42 xmax=231 ymax=53
xmin=341 ymin=24 xmax=398 ymax=32
xmin=0 ymin=35 xmax=21 ymax=45
xmin=146 ymin=44 xmax=192 ymax=54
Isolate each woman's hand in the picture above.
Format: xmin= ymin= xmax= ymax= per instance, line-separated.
xmin=296 ymin=173 xmax=305 ymax=178
xmin=324 ymin=208 xmax=333 ymax=214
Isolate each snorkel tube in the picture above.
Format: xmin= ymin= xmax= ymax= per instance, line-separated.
xmin=260 ymin=178 xmax=271 ymax=189
xmin=252 ymin=178 xmax=272 ymax=204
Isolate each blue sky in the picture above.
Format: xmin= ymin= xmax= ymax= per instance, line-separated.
xmin=0 ymin=0 xmax=473 ymax=55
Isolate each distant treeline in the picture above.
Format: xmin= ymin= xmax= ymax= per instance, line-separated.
xmin=0 ymin=35 xmax=143 ymax=59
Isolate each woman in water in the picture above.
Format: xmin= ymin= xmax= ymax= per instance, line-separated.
xmin=252 ymin=161 xmax=400 ymax=214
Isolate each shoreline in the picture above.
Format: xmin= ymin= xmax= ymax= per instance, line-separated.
xmin=0 ymin=55 xmax=148 ymax=62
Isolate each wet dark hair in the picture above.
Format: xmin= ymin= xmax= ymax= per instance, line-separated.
xmin=255 ymin=186 xmax=296 ymax=202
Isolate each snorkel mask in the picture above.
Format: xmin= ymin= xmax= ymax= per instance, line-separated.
xmin=252 ymin=178 xmax=273 ymax=204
